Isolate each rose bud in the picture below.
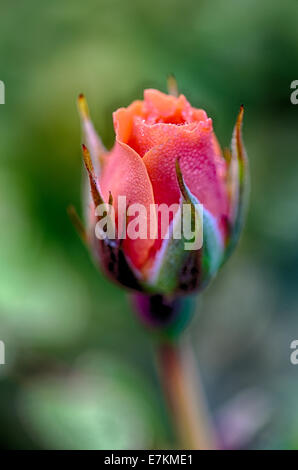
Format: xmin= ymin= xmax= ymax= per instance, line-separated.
xmin=75 ymin=86 xmax=249 ymax=332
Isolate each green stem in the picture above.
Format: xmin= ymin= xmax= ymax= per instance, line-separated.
xmin=157 ymin=338 xmax=217 ymax=450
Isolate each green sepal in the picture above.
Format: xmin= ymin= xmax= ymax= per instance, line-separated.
xmin=224 ymin=106 xmax=249 ymax=262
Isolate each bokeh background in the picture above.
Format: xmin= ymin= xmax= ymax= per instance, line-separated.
xmin=1 ymin=0 xmax=298 ymax=449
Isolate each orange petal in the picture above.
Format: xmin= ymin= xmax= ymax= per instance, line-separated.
xmin=99 ymin=141 xmax=156 ymax=271
xmin=113 ymin=101 xmax=144 ymax=143
xmin=143 ymin=120 xmax=229 ymax=252
xmin=127 ymin=119 xmax=198 ymax=158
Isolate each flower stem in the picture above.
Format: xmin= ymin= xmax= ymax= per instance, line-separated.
xmin=157 ymin=337 xmax=217 ymax=450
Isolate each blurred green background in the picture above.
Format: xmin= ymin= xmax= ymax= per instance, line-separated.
xmin=0 ymin=0 xmax=298 ymax=449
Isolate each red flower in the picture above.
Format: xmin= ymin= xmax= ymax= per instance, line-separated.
xmin=77 ymin=87 xmax=248 ymax=295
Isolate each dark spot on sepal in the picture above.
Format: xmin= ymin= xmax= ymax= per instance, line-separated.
xmin=92 ymin=233 xmax=143 ymax=292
